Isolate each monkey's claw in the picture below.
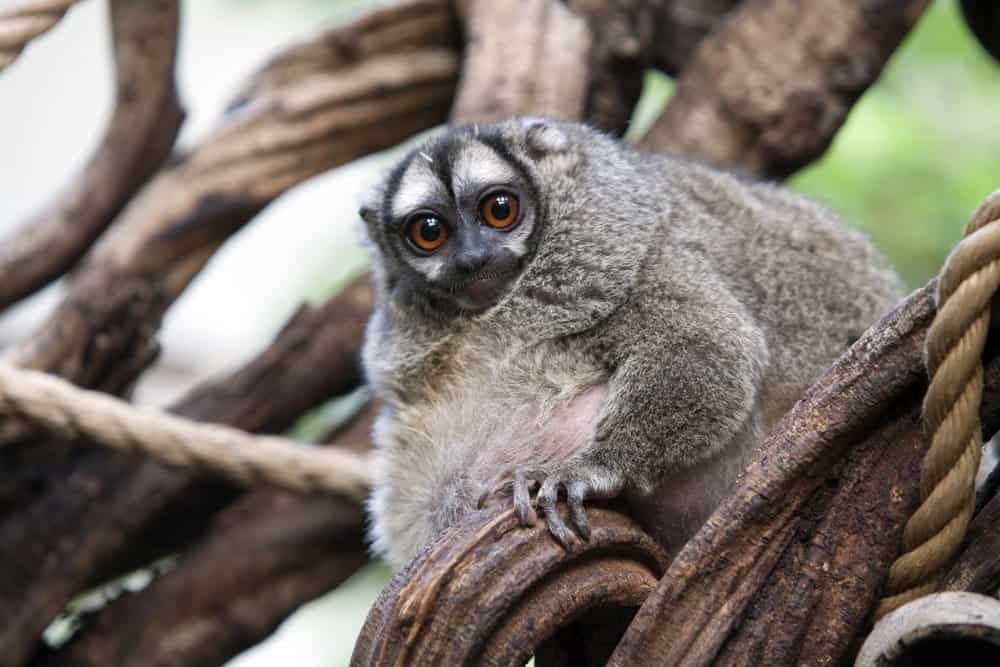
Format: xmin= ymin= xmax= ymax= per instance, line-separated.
xmin=507 ymin=463 xmax=625 ymax=548
xmin=478 ymin=462 xmax=624 ymax=547
xmin=537 ymin=476 xmax=590 ymax=546
xmin=513 ymin=468 xmax=538 ymax=527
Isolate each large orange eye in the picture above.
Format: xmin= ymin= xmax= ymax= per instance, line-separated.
xmin=479 ymin=192 xmax=519 ymax=229
xmin=406 ymin=215 xmax=448 ymax=253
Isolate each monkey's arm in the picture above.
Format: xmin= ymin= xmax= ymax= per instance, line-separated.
xmin=519 ymin=276 xmax=769 ymax=545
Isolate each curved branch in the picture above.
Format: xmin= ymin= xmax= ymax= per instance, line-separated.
xmin=40 ymin=402 xmax=378 ymax=667
xmin=6 ymin=0 xmax=459 ymax=389
xmin=606 ymin=284 xmax=1000 ymax=665
xmin=351 ymin=506 xmax=667 ymax=666
xmin=639 ymin=0 xmax=931 ymax=178
xmin=0 ymin=277 xmax=374 ymax=666
xmin=0 ymin=0 xmax=183 ymax=310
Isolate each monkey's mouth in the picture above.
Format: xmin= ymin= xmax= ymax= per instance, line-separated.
xmin=449 ymin=272 xmax=515 ymax=310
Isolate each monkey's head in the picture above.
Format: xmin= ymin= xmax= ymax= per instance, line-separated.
xmin=360 ymin=118 xmax=590 ymax=316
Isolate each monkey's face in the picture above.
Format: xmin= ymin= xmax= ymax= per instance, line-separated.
xmin=363 ymin=125 xmax=546 ymax=313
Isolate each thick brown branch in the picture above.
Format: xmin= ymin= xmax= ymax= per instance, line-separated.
xmin=652 ymin=0 xmax=743 ymax=75
xmin=451 ymin=0 xmax=592 ymax=124
xmin=606 ymin=286 xmax=1000 ymax=665
xmin=0 ymin=0 xmax=183 ymax=311
xmin=351 ymin=505 xmax=667 ymax=666
xmin=453 ymin=0 xmax=675 ymax=132
xmin=0 ymin=279 xmax=373 ymax=665
xmin=7 ymin=0 xmax=458 ymax=385
xmin=39 ymin=403 xmax=377 ymax=667
xmin=639 ymin=0 xmax=931 ymax=178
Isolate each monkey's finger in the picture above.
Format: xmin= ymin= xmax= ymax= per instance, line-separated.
xmin=538 ymin=479 xmax=576 ymax=548
xmin=513 ymin=470 xmax=537 ymax=526
xmin=566 ymin=482 xmax=591 ymax=541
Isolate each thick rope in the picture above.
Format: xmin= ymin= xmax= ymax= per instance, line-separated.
xmin=0 ymin=0 xmax=79 ymax=71
xmin=0 ymin=362 xmax=371 ymax=500
xmin=876 ymin=191 xmax=1000 ymax=620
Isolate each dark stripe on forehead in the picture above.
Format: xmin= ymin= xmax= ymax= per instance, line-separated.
xmin=429 ymin=133 xmax=458 ymax=196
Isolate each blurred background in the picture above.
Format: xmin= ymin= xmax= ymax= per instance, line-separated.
xmin=0 ymin=0 xmax=997 ymax=664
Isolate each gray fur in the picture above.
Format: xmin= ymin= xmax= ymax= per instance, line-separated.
xmin=361 ymin=118 xmax=903 ymax=567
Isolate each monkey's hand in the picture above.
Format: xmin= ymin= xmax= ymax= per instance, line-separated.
xmin=477 ymin=460 xmax=626 ymax=547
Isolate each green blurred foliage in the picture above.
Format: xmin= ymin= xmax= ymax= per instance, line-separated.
xmin=790 ymin=1 xmax=1000 ymax=289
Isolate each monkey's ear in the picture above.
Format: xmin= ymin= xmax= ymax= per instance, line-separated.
xmin=359 ymin=205 xmax=378 ymax=226
xmin=519 ymin=117 xmax=570 ymax=154
xmin=359 ymin=184 xmax=383 ymax=229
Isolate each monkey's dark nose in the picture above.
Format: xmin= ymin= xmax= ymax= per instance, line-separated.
xmin=455 ymin=231 xmax=493 ymax=273
xmin=455 ymin=248 xmax=491 ymax=273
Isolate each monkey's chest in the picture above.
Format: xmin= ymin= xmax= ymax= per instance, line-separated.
xmin=394 ymin=341 xmax=607 ymax=469
xmin=369 ymin=340 xmax=609 ymax=563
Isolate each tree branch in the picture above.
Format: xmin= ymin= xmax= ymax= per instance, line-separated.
xmin=37 ymin=402 xmax=377 ymax=667
xmin=0 ymin=275 xmax=372 ymax=665
xmin=351 ymin=505 xmax=668 ymax=666
xmin=0 ymin=0 xmax=183 ymax=311
xmin=607 ymin=286 xmax=1000 ymax=665
xmin=640 ymin=0 xmax=931 ymax=178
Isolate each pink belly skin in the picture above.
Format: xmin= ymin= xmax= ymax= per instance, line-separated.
xmin=469 ymin=383 xmax=743 ymax=556
xmin=469 ymin=384 xmax=610 ymax=485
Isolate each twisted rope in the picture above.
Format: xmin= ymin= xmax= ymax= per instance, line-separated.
xmin=0 ymin=0 xmax=80 ymax=71
xmin=876 ymin=191 xmax=1000 ymax=620
xmin=0 ymin=362 xmax=371 ymax=500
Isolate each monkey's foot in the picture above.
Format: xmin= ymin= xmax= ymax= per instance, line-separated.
xmin=477 ymin=462 xmax=625 ymax=548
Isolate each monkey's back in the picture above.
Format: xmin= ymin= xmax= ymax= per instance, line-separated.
xmin=643 ymin=157 xmax=904 ymax=426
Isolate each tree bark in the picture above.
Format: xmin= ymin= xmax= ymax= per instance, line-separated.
xmin=0 ymin=277 xmax=373 ymax=666
xmin=607 ymin=290 xmax=1000 ymax=665
xmin=36 ymin=403 xmax=377 ymax=667
xmin=0 ymin=0 xmax=183 ymax=310
xmin=640 ymin=0 xmax=931 ymax=179
xmin=350 ymin=505 xmax=668 ymax=666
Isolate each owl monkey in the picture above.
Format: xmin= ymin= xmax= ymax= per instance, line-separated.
xmin=360 ymin=118 xmax=902 ymax=567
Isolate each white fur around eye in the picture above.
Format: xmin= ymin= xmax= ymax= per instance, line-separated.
xmin=451 ymin=143 xmax=520 ymax=196
xmin=391 ymin=160 xmax=448 ymax=221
